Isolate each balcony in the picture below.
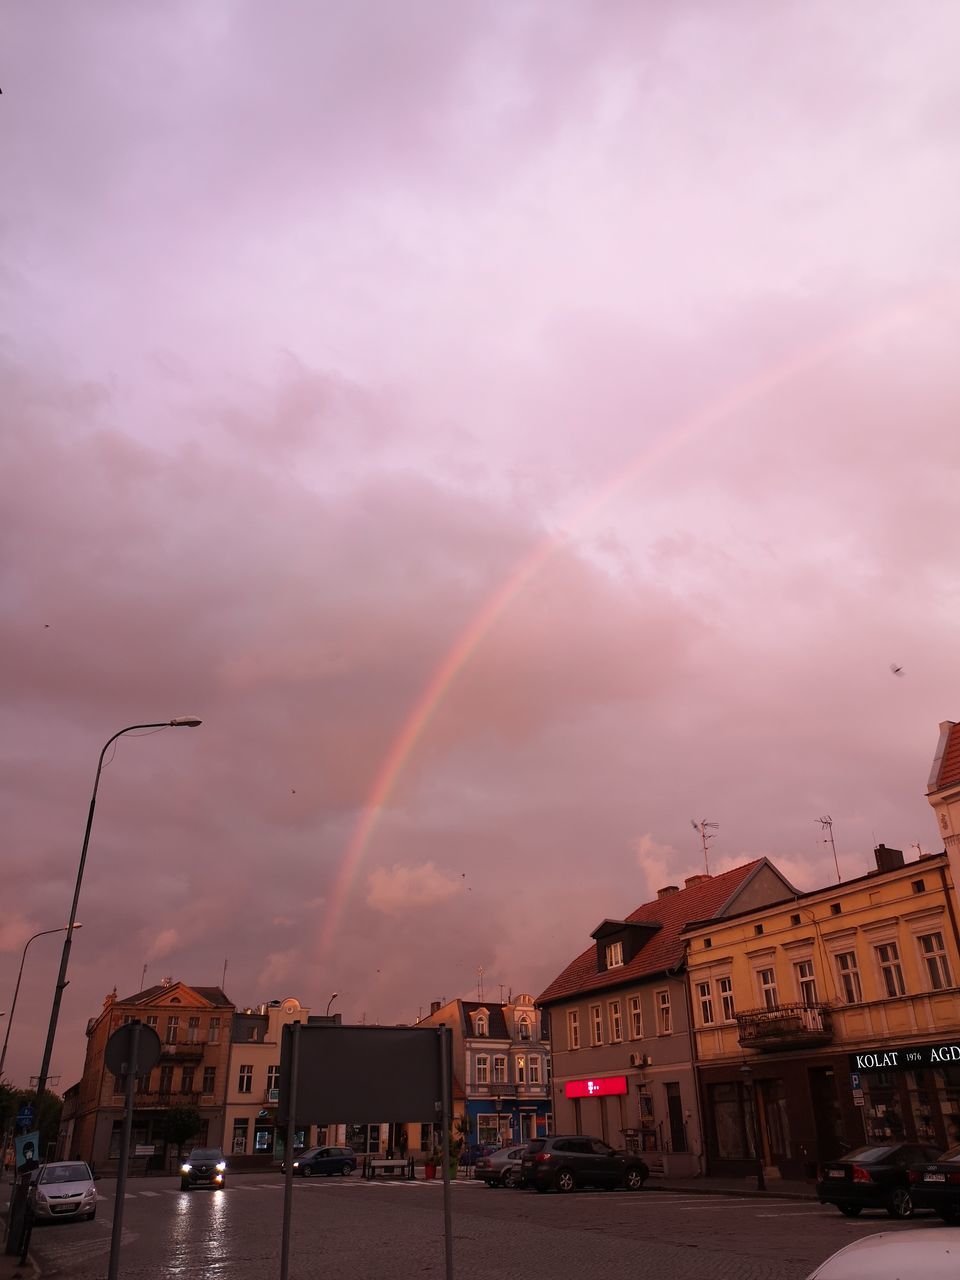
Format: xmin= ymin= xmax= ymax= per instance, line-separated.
xmin=160 ymin=1041 xmax=204 ymax=1060
xmin=735 ymin=1002 xmax=834 ymax=1051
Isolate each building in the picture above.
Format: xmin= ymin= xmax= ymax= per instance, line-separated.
xmin=684 ymin=845 xmax=960 ymax=1180
xmin=928 ymin=719 xmax=960 ymax=894
xmin=537 ymin=860 xmax=797 ymax=1175
xmin=418 ymin=994 xmax=553 ymax=1147
xmin=224 ymin=997 xmax=310 ymax=1164
xmin=71 ymin=981 xmax=234 ymax=1169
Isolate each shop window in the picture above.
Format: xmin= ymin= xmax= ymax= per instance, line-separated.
xmin=875 ymin=942 xmax=906 ymax=998
xmin=835 ymin=951 xmax=863 ymax=1003
xmin=568 ymin=1010 xmax=580 ymax=1050
xmin=907 ymin=1070 xmax=939 ymax=1145
xmin=706 ymin=1082 xmax=755 ymax=1161
xmin=232 ymin=1120 xmax=249 ymax=1155
xmin=918 ymin=932 xmax=953 ymax=991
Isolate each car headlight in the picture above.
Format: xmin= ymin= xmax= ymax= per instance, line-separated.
xmin=216 ymin=1161 xmax=226 ymax=1172
xmin=180 ymin=1164 xmax=192 ymax=1174
xmin=292 ymin=1161 xmax=300 ymax=1168
xmin=82 ymin=1187 xmax=96 ymax=1198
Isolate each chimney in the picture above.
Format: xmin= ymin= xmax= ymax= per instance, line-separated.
xmin=657 ymin=885 xmax=680 ymax=899
xmin=430 ymin=1000 xmax=442 ymax=1015
xmin=875 ymin=844 xmax=905 ymax=873
xmin=684 ymin=874 xmax=711 ymax=889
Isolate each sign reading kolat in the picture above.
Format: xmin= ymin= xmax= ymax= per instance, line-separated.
xmin=849 ymin=1039 xmax=960 ymax=1072
xmin=565 ymin=1075 xmax=628 ymax=1099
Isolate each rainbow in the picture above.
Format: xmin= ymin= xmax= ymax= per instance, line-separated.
xmin=317 ymin=309 xmax=903 ymax=954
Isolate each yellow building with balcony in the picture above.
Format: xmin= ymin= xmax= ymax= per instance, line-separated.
xmin=683 ymin=845 xmax=960 ymax=1180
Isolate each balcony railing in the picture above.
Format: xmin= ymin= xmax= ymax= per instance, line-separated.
xmin=160 ymin=1041 xmax=204 ymax=1059
xmin=735 ymin=1002 xmax=833 ymax=1051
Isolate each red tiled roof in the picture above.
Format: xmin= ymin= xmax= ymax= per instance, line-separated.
xmin=536 ymin=860 xmax=764 ymax=1005
xmin=933 ymin=722 xmax=960 ymax=791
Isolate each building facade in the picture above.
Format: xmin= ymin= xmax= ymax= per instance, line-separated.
xmin=71 ymin=981 xmax=234 ymax=1169
xmin=684 ymin=846 xmax=960 ymax=1180
xmin=537 ymin=860 xmax=797 ymax=1176
xmin=224 ymin=997 xmax=310 ymax=1164
xmin=418 ymin=994 xmax=553 ymax=1148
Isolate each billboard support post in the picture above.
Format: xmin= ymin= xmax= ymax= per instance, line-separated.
xmin=439 ymin=1024 xmax=453 ymax=1280
xmin=279 ymin=1019 xmax=301 ymax=1280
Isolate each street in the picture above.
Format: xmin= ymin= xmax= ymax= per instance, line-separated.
xmin=12 ymin=1174 xmax=954 ymax=1280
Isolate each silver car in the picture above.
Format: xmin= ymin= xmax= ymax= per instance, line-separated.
xmin=474 ymin=1145 xmax=527 ymax=1188
xmin=29 ymin=1161 xmax=98 ymax=1222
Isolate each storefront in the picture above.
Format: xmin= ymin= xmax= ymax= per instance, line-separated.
xmin=849 ymin=1037 xmax=960 ymax=1150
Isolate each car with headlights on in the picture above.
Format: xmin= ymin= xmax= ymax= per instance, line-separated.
xmin=282 ymin=1145 xmax=357 ymax=1177
xmin=28 ymin=1161 xmax=98 ymax=1222
xmin=816 ymin=1141 xmax=942 ymax=1217
xmin=180 ymin=1147 xmax=227 ymax=1190
xmin=475 ymin=1145 xmax=527 ymax=1188
xmin=521 ymin=1136 xmax=649 ymax=1193
xmin=908 ymin=1145 xmax=960 ymax=1221
xmin=804 ymin=1229 xmax=960 ymax=1279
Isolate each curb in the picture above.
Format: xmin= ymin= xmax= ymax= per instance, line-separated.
xmin=652 ymin=1181 xmax=816 ymax=1202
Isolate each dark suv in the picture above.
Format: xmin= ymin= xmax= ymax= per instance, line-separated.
xmin=180 ymin=1147 xmax=227 ymax=1191
xmin=521 ymin=1136 xmax=649 ymax=1193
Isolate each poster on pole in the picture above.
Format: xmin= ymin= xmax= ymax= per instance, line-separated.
xmin=15 ymin=1130 xmax=41 ymax=1172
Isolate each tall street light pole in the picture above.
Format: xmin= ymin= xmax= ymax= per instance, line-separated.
xmin=0 ymin=925 xmax=83 ymax=1081
xmin=325 ymin=993 xmax=339 ymax=1017
xmin=33 ymin=718 xmax=202 ymax=1107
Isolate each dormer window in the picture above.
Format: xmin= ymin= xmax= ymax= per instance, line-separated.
xmin=475 ymin=1014 xmax=488 ymax=1036
xmin=605 ymin=941 xmax=624 ymax=969
xmin=517 ymin=1015 xmax=531 ymax=1041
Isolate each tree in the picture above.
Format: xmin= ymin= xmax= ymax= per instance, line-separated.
xmin=163 ymin=1106 xmax=201 ymax=1167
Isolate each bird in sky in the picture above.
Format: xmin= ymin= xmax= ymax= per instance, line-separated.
xmin=890 ymin=663 xmax=904 ymax=677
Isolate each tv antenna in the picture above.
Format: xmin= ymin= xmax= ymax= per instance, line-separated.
xmin=817 ymin=815 xmax=841 ymax=883
xmin=477 ymin=966 xmax=485 ymax=1002
xmin=690 ymin=819 xmax=719 ymax=874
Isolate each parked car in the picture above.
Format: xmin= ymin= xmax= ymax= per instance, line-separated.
xmin=475 ymin=1145 xmax=527 ymax=1188
xmin=283 ymin=1145 xmax=357 ymax=1177
xmin=180 ymin=1147 xmax=227 ymax=1191
xmin=909 ymin=1145 xmax=960 ymax=1221
xmin=459 ymin=1143 xmax=497 ymax=1168
xmin=804 ymin=1229 xmax=960 ymax=1279
xmin=816 ymin=1141 xmax=942 ymax=1217
xmin=520 ymin=1136 xmax=648 ymax=1193
xmin=28 ymin=1161 xmax=98 ymax=1222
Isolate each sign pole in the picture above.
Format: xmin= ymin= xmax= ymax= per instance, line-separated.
xmin=439 ymin=1024 xmax=454 ymax=1280
xmin=107 ymin=1021 xmax=140 ymax=1280
xmin=279 ymin=1019 xmax=301 ymax=1280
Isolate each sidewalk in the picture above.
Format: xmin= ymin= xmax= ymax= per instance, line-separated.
xmin=652 ymin=1173 xmax=816 ymax=1201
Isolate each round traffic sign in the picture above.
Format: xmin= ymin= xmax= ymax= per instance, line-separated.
xmin=104 ymin=1021 xmax=162 ymax=1076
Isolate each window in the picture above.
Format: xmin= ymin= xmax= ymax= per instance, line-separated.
xmin=165 ymin=1016 xmax=179 ymax=1044
xmin=911 ymin=879 xmax=926 ymax=895
xmin=703 ymin=938 xmax=712 ymax=950
xmin=186 ymin=1016 xmax=201 ymax=1043
xmin=202 ymin=1066 xmax=216 ymax=1095
xmin=568 ymin=1010 xmax=580 ymax=1050
xmin=159 ymin=1065 xmax=174 ymax=1094
xmin=493 ymin=1056 xmax=507 ymax=1083
xmin=717 ymin=976 xmax=735 ymax=1022
xmin=113 ymin=1071 xmax=126 ymax=1095
xmin=608 ymin=1000 xmax=623 ymax=1043
xmin=208 ymin=1017 xmax=221 ymax=1045
xmin=475 ymin=1055 xmax=489 ymax=1085
xmin=656 ymin=990 xmax=672 ymax=1035
xmin=181 ymin=1066 xmax=195 ymax=1094
xmin=475 ymin=1014 xmax=488 ymax=1036
xmin=830 ymin=903 xmax=842 ymax=916
xmin=232 ymin=1119 xmax=248 ymax=1155
xmin=590 ymin=1004 xmax=603 ymax=1046
xmin=267 ymin=1065 xmax=280 ymax=1092
xmin=696 ymin=981 xmax=714 ymax=1026
xmin=517 ymin=1016 xmax=531 ymax=1040
xmin=629 ymin=996 xmax=643 ymax=1039
xmin=795 ymin=959 xmax=818 ymax=1005
xmin=529 ymin=1055 xmax=541 ymax=1085
xmin=836 ymin=951 xmax=863 ymax=1004
xmin=876 ymin=942 xmax=906 ymax=998
xmin=145 ymin=1015 xmax=159 ymax=1031
xmin=238 ymin=1064 xmax=253 ymax=1094
xmin=516 ymin=1056 xmax=526 ymax=1085
xmin=753 ymin=924 xmax=764 ymax=937
xmin=919 ymin=932 xmax=953 ymax=990
xmin=605 ymin=941 xmax=624 ymax=968
xmin=790 ymin=913 xmax=801 ymax=927
xmin=757 ymin=968 xmax=778 ymax=1011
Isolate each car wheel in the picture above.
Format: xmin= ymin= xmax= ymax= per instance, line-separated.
xmin=85 ymin=1210 xmax=96 ymax=1222
xmin=624 ymin=1167 xmax=646 ymax=1192
xmin=501 ymin=1169 xmax=516 ymax=1190
xmin=886 ymin=1188 xmax=913 ymax=1219
xmin=837 ymin=1203 xmax=862 ymax=1217
xmin=342 ymin=1162 xmax=353 ymax=1176
xmin=301 ymin=1165 xmax=313 ymax=1178
xmin=554 ymin=1168 xmax=576 ymax=1194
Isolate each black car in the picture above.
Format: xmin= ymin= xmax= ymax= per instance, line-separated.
xmin=816 ymin=1142 xmax=942 ymax=1217
xmin=180 ymin=1147 xmax=227 ymax=1191
xmin=285 ymin=1145 xmax=357 ymax=1177
xmin=520 ymin=1136 xmax=649 ymax=1193
xmin=908 ymin=1145 xmax=960 ymax=1221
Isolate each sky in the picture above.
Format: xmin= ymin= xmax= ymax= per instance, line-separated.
xmin=2 ymin=0 xmax=959 ymax=1091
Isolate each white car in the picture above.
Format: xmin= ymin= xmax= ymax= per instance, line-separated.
xmin=29 ymin=1160 xmax=98 ymax=1222
xmin=806 ymin=1229 xmax=960 ymax=1279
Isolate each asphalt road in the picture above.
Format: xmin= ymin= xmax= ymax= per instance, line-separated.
xmin=14 ymin=1174 xmax=955 ymax=1280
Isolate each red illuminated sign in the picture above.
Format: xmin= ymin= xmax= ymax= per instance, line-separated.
xmin=565 ymin=1075 xmax=628 ymax=1099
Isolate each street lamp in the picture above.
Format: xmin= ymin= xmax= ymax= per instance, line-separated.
xmin=325 ymin=993 xmax=339 ymax=1017
xmin=740 ymin=1062 xmax=766 ymax=1192
xmin=33 ymin=718 xmax=202 ymax=1105
xmin=0 ymin=925 xmax=83 ymax=1080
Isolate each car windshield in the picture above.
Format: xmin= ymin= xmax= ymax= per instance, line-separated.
xmin=838 ymin=1145 xmax=900 ymax=1163
xmin=299 ymin=1148 xmax=322 ymax=1158
xmin=189 ymin=1149 xmax=223 ymax=1161
xmin=40 ymin=1163 xmax=91 ymax=1184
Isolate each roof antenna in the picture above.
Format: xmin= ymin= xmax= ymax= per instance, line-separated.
xmin=139 ymin=963 xmax=148 ymax=992
xmin=221 ymin=957 xmax=228 ymax=990
xmin=817 ymin=816 xmax=841 ymax=883
xmin=690 ymin=819 xmax=718 ymax=875
xmin=477 ymin=966 xmax=484 ymax=1002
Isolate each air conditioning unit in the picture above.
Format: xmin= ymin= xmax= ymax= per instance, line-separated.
xmin=629 ymin=1052 xmax=652 ymax=1068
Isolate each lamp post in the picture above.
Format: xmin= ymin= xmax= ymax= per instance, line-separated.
xmin=325 ymin=993 xmax=339 ymax=1017
xmin=0 ymin=925 xmax=83 ymax=1080
xmin=33 ymin=718 xmax=202 ymax=1107
xmin=740 ymin=1063 xmax=766 ymax=1192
